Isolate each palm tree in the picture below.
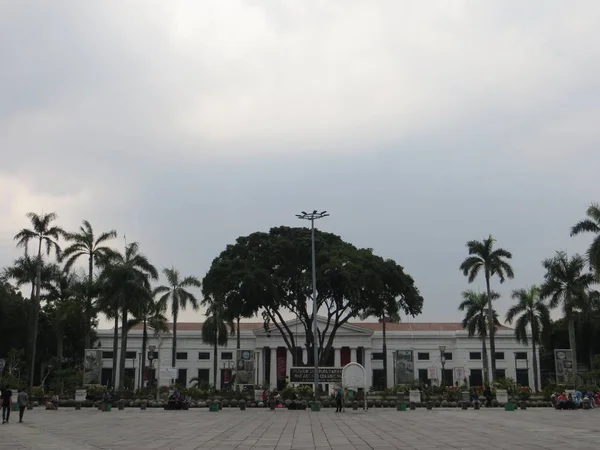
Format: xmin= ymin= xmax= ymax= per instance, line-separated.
xmin=154 ymin=267 xmax=201 ymax=367
xmin=570 ymin=203 xmax=600 ymax=274
xmin=459 ymin=235 xmax=514 ymax=381
xmin=458 ymin=290 xmax=500 ymax=384
xmin=201 ymin=298 xmax=233 ymax=387
xmin=129 ymin=289 xmax=170 ymax=388
xmin=539 ymin=251 xmax=595 ymax=373
xmin=505 ymin=286 xmax=550 ymax=392
xmin=61 ymin=220 xmax=117 ymax=350
xmin=97 ymin=242 xmax=158 ymax=387
xmin=13 ymin=211 xmax=65 ymax=389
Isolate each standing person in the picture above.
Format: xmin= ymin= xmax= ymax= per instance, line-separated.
xmin=17 ymin=389 xmax=28 ymax=423
xmin=335 ymin=386 xmax=343 ymax=413
xmin=1 ymin=387 xmax=12 ymax=424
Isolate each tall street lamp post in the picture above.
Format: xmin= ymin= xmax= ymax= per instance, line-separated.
xmin=296 ymin=210 xmax=329 ymax=406
xmin=439 ymin=345 xmax=446 ymax=387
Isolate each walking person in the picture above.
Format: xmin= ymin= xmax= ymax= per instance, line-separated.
xmin=1 ymin=387 xmax=12 ymax=424
xmin=335 ymin=386 xmax=343 ymax=413
xmin=17 ymin=389 xmax=28 ymax=423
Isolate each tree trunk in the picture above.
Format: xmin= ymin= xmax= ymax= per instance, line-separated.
xmin=567 ymin=316 xmax=577 ymax=379
xmin=29 ymin=237 xmax=43 ymax=391
xmin=485 ymin=270 xmax=496 ymax=382
xmin=119 ymin=310 xmax=128 ymax=387
xmin=56 ymin=329 xmax=64 ymax=370
xmin=112 ymin=314 xmax=119 ymax=388
xmin=481 ymin=336 xmax=489 ymax=385
xmin=382 ymin=314 xmax=388 ymax=389
xmin=213 ymin=337 xmax=218 ymax=387
xmin=141 ymin=317 xmax=147 ymax=389
xmin=532 ymin=337 xmax=539 ymax=392
xmin=171 ymin=311 xmax=178 ymax=368
xmin=237 ymin=317 xmax=241 ymax=350
xmin=84 ymin=254 xmax=93 ymax=351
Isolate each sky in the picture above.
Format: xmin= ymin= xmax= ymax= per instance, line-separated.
xmin=1 ymin=1 xmax=599 ymax=328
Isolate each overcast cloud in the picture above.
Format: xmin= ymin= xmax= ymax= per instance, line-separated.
xmin=1 ymin=1 xmax=599 ymax=326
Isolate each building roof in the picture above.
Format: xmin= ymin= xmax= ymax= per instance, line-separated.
xmin=129 ymin=321 xmax=511 ymax=332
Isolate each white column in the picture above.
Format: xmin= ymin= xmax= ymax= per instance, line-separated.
xmin=364 ymin=348 xmax=372 ymax=387
xmin=386 ymin=351 xmax=394 ymax=388
xmin=351 ymin=348 xmax=357 ymax=363
xmin=301 ymin=347 xmax=306 ymax=365
xmin=270 ymin=348 xmax=277 ymax=390
xmin=334 ymin=348 xmax=341 ymax=367
xmin=255 ymin=350 xmax=261 ymax=386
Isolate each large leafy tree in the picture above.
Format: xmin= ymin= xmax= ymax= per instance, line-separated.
xmin=201 ymin=298 xmax=233 ymax=387
xmin=13 ymin=212 xmax=65 ymax=389
xmin=203 ymin=226 xmax=423 ymax=365
xmin=570 ymin=202 xmax=600 ymax=273
xmin=506 ymin=286 xmax=550 ymax=392
xmin=539 ymin=251 xmax=595 ymax=370
xmin=61 ymin=220 xmax=117 ymax=350
xmin=458 ymin=290 xmax=500 ymax=384
xmin=154 ymin=267 xmax=201 ymax=367
xmin=43 ymin=270 xmax=84 ymax=369
xmin=97 ymin=242 xmax=158 ymax=387
xmin=459 ymin=235 xmax=514 ymax=381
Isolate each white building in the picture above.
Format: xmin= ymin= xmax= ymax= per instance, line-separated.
xmin=96 ymin=317 xmax=537 ymax=390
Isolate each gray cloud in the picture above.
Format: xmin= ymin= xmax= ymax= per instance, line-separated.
xmin=1 ymin=1 xmax=599 ymax=324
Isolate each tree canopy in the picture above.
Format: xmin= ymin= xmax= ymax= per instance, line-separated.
xmin=202 ymin=226 xmax=424 ymax=364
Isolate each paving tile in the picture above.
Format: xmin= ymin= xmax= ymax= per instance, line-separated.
xmin=2 ymin=408 xmax=600 ymax=449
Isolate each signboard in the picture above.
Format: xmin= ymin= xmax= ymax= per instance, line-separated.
xmin=395 ymin=350 xmax=414 ymax=384
xmin=427 ymin=366 xmax=437 ymax=380
xmin=159 ymin=367 xmax=179 ymax=379
xmin=554 ymin=349 xmax=575 ymax=383
xmin=496 ymin=389 xmax=508 ymax=404
xmin=453 ymin=367 xmax=465 ymax=384
xmin=236 ymin=350 xmax=255 ymax=385
xmin=75 ymin=389 xmax=86 ymax=402
xmin=290 ymin=367 xmax=342 ymax=383
xmin=409 ymin=390 xmax=421 ymax=403
xmin=83 ymin=349 xmax=102 ymax=385
xmin=342 ymin=363 xmax=366 ymax=389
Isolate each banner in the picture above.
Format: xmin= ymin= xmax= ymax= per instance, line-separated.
xmin=395 ymin=350 xmax=414 ymax=384
xmin=554 ymin=349 xmax=574 ymax=383
xmin=290 ymin=367 xmax=342 ymax=383
xmin=236 ymin=350 xmax=255 ymax=385
xmin=83 ymin=349 xmax=102 ymax=385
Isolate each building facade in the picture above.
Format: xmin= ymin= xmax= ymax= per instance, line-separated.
xmin=96 ymin=317 xmax=537 ymax=390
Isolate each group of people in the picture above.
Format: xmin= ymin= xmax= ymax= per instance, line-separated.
xmin=552 ymin=391 xmax=600 ymax=410
xmin=1 ymin=388 xmax=29 ymax=423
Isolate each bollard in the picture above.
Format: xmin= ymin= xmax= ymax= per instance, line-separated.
xmin=140 ymin=403 xmax=147 ymax=410
xmin=75 ymin=403 xmax=81 ymax=410
xmin=409 ymin=402 xmax=416 ymax=410
xmin=118 ymin=401 xmax=124 ymax=410
xmin=461 ymin=401 xmax=468 ymax=410
xmin=474 ymin=401 xmax=480 ymax=410
xmin=27 ymin=403 xmax=33 ymax=410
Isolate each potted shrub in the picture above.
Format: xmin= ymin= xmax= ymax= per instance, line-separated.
xmin=518 ymin=386 xmax=531 ymax=410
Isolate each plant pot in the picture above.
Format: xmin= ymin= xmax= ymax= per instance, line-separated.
xmin=426 ymin=401 xmax=433 ymax=410
xmin=519 ymin=401 xmax=526 ymax=410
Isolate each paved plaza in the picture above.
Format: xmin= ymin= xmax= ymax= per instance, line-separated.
xmin=2 ymin=407 xmax=599 ymax=450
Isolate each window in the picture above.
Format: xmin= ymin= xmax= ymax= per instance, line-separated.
xmin=516 ymin=369 xmax=529 ymax=387
xmin=357 ymin=347 xmax=364 ymax=365
xmin=442 ymin=369 xmax=454 ymax=386
xmin=417 ymin=352 xmax=430 ymax=361
xmin=494 ymin=352 xmax=505 ymax=360
xmin=515 ymin=352 xmax=527 ymax=360
xmin=469 ymin=352 xmax=482 ymax=360
xmin=494 ymin=369 xmax=506 ymax=379
xmin=102 ymin=351 xmax=114 ymax=359
xmin=198 ymin=352 xmax=210 ymax=360
xmin=418 ymin=369 xmax=428 ymax=383
xmin=176 ymin=352 xmax=188 ymax=360
xmin=197 ymin=369 xmax=210 ymax=383
xmin=371 ymin=352 xmax=384 ymax=360
xmin=469 ymin=369 xmax=483 ymax=387
xmin=221 ymin=352 xmax=233 ymax=360
xmin=125 ymin=351 xmax=136 ymax=359
xmin=177 ymin=368 xmax=188 ymax=387
xmin=372 ymin=369 xmax=385 ymax=391
xmin=443 ymin=352 xmax=453 ymax=361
